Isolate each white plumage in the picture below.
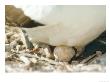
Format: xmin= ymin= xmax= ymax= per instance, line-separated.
xmin=14 ymin=5 xmax=105 ymax=47
xmin=13 ymin=5 xmax=106 ymax=61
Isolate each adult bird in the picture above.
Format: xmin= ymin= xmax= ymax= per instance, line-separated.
xmin=6 ymin=5 xmax=106 ymax=62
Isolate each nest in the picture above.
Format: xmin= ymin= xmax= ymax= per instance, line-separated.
xmin=5 ymin=24 xmax=106 ymax=72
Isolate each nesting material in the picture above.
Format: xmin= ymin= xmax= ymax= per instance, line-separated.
xmin=5 ymin=44 xmax=11 ymax=52
xmin=5 ymin=24 xmax=106 ymax=72
xmin=33 ymin=43 xmax=55 ymax=59
xmin=43 ymin=46 xmax=55 ymax=59
xmin=19 ymin=56 xmax=30 ymax=65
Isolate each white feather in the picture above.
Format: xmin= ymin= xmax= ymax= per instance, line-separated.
xmin=14 ymin=5 xmax=106 ymax=47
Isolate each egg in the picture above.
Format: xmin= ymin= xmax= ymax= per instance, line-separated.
xmin=54 ymin=46 xmax=75 ymax=62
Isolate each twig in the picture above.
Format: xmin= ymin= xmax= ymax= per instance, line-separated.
xmin=18 ymin=53 xmax=58 ymax=65
xmin=80 ymin=51 xmax=102 ymax=65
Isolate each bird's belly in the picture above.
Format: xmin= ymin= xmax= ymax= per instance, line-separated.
xmin=19 ymin=5 xmax=105 ymax=47
xmin=24 ymin=20 xmax=105 ymax=47
xmin=48 ymin=25 xmax=105 ymax=47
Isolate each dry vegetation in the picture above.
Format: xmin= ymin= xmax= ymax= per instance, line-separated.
xmin=5 ymin=24 xmax=106 ymax=72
